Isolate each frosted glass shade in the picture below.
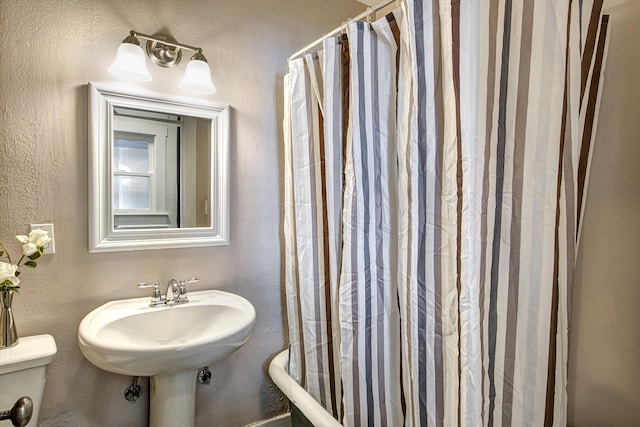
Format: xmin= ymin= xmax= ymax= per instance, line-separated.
xmin=108 ymin=43 xmax=152 ymax=82
xmin=178 ymin=60 xmax=216 ymax=94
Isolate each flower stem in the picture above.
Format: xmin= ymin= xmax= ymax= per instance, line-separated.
xmin=0 ymin=242 xmax=11 ymax=264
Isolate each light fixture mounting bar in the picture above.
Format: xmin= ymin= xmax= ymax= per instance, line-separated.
xmin=130 ymin=30 xmax=201 ymax=53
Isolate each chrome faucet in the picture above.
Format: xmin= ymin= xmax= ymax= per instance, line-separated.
xmin=165 ymin=279 xmax=180 ymax=303
xmin=138 ymin=277 xmax=200 ymax=307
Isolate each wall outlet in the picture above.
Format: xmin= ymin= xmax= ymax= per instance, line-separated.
xmin=30 ymin=223 xmax=55 ymax=255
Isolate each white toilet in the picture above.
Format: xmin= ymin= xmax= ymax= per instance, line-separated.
xmin=0 ymin=335 xmax=57 ymax=426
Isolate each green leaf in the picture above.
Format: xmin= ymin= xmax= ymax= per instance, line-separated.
xmin=15 ymin=271 xmax=20 ymax=277
xmin=28 ymin=252 xmax=41 ymax=261
xmin=0 ymin=280 xmax=19 ymax=292
xmin=0 ymin=251 xmax=4 ymax=257
xmin=25 ymin=261 xmax=37 ymax=268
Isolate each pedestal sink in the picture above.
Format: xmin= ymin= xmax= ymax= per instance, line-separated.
xmin=78 ymin=289 xmax=256 ymax=427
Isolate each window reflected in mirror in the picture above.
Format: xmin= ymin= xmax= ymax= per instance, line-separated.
xmin=113 ymin=137 xmax=152 ymax=210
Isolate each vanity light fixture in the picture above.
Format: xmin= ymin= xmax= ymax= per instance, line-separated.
xmin=109 ymin=30 xmax=217 ymax=95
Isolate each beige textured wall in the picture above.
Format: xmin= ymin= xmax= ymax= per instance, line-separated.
xmin=568 ymin=0 xmax=640 ymax=425
xmin=0 ymin=0 xmax=363 ymax=426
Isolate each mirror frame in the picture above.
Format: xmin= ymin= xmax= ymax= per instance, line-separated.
xmin=88 ymin=82 xmax=230 ymax=252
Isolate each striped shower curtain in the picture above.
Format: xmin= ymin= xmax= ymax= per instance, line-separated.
xmin=283 ymin=0 xmax=609 ymax=426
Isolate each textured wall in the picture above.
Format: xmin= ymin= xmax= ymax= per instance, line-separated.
xmin=568 ymin=0 xmax=640 ymax=425
xmin=0 ymin=0 xmax=363 ymax=426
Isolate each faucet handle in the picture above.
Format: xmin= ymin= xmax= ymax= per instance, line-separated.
xmin=138 ymin=281 xmax=159 ymax=288
xmin=138 ymin=281 xmax=161 ymax=305
xmin=177 ymin=277 xmax=199 ymax=303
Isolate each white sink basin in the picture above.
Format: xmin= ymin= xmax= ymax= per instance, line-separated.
xmin=77 ymin=289 xmax=256 ymax=427
xmin=78 ymin=290 xmax=256 ymax=376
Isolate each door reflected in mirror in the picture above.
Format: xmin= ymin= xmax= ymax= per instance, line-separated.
xmin=88 ymin=82 xmax=229 ymax=252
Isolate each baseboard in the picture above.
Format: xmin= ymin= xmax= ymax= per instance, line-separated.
xmin=244 ymin=412 xmax=292 ymax=427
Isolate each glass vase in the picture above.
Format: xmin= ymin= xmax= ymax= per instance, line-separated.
xmin=0 ymin=289 xmax=18 ymax=348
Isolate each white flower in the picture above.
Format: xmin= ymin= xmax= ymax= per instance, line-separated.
xmin=16 ymin=229 xmax=51 ymax=256
xmin=0 ymin=261 xmax=20 ymax=287
xmin=22 ymin=243 xmax=38 ymax=257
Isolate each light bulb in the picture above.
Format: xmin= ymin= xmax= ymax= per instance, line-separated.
xmin=179 ymin=58 xmax=216 ymax=95
xmin=108 ymin=41 xmax=152 ymax=82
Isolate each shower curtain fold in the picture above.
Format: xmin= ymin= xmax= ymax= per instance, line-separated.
xmin=283 ymin=1 xmax=609 ymax=426
xmin=339 ymin=15 xmax=404 ymax=427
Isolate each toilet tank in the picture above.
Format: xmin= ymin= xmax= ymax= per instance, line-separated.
xmin=0 ymin=335 xmax=57 ymax=426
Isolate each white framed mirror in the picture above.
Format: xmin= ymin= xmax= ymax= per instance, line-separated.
xmin=88 ymin=82 xmax=229 ymax=252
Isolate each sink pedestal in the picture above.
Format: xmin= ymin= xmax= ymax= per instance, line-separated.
xmin=150 ymin=370 xmax=198 ymax=427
